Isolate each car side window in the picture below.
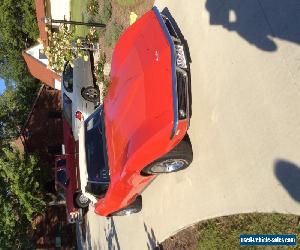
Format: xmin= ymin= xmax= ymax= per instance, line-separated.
xmin=57 ymin=159 xmax=66 ymax=167
xmin=57 ymin=169 xmax=69 ymax=188
xmin=62 ymin=94 xmax=72 ymax=126
xmin=62 ymin=63 xmax=73 ymax=93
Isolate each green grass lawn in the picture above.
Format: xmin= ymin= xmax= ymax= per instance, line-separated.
xmin=116 ymin=0 xmax=142 ymax=7
xmin=197 ymin=213 xmax=300 ymax=250
xmin=161 ymin=213 xmax=300 ymax=250
xmin=70 ymin=0 xmax=89 ymax=37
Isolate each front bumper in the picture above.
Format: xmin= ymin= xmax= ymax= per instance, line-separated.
xmin=152 ymin=7 xmax=190 ymax=139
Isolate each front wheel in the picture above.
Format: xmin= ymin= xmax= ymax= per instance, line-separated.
xmin=141 ymin=135 xmax=193 ymax=175
xmin=81 ymin=86 xmax=100 ymax=102
xmin=75 ymin=192 xmax=90 ymax=208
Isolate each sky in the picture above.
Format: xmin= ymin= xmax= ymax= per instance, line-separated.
xmin=0 ymin=78 xmax=5 ymax=95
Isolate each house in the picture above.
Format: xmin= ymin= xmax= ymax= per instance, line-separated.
xmin=22 ymin=46 xmax=62 ymax=89
xmin=17 ymin=2 xmax=78 ymax=248
xmin=13 ymin=84 xmax=63 ymax=164
xmin=23 ymin=0 xmax=71 ymax=89
xmin=12 ymin=85 xmax=77 ymax=249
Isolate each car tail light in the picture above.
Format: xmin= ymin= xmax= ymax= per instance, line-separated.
xmin=75 ymin=111 xmax=84 ymax=121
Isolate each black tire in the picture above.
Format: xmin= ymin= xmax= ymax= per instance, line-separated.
xmin=75 ymin=192 xmax=90 ymax=208
xmin=141 ymin=135 xmax=193 ymax=175
xmin=110 ymin=195 xmax=142 ymax=216
xmin=81 ymin=86 xmax=100 ymax=102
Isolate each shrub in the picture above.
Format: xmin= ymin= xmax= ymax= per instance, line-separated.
xmin=102 ymin=79 xmax=111 ymax=100
xmin=45 ymin=24 xmax=90 ymax=72
xmin=116 ymin=0 xmax=142 ymax=7
xmin=86 ymin=0 xmax=99 ymax=17
xmin=105 ymin=23 xmax=124 ymax=47
xmin=99 ymin=0 xmax=112 ymax=24
xmin=95 ymin=52 xmax=106 ymax=82
xmin=94 ymin=53 xmax=110 ymax=100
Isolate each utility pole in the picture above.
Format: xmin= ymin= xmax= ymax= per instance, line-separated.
xmin=42 ymin=17 xmax=106 ymax=28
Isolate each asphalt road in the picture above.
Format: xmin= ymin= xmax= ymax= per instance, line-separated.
xmin=80 ymin=0 xmax=300 ymax=249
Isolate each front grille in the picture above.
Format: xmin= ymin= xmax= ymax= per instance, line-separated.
xmin=161 ymin=14 xmax=189 ymax=120
xmin=164 ymin=17 xmax=178 ymax=38
xmin=176 ymin=68 xmax=188 ymax=120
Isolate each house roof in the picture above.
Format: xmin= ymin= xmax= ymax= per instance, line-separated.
xmin=35 ymin=0 xmax=48 ymax=46
xmin=14 ymin=84 xmax=62 ymax=155
xmin=20 ymin=84 xmax=45 ymax=136
xmin=12 ymin=85 xmax=45 ymax=153
xmin=22 ymin=49 xmax=61 ymax=87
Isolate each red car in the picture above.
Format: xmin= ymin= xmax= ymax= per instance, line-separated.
xmin=55 ymin=119 xmax=90 ymax=223
xmin=78 ymin=6 xmax=192 ymax=216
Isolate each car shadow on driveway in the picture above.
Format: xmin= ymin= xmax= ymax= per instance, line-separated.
xmin=105 ymin=217 xmax=121 ymax=250
xmin=205 ymin=0 xmax=300 ymax=51
xmin=144 ymin=223 xmax=162 ymax=250
xmin=82 ymin=215 xmax=121 ymax=250
xmin=275 ymin=160 xmax=300 ymax=202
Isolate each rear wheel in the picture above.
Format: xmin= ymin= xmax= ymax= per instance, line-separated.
xmin=75 ymin=192 xmax=90 ymax=208
xmin=141 ymin=135 xmax=193 ymax=175
xmin=81 ymin=86 xmax=100 ymax=102
xmin=110 ymin=195 xmax=142 ymax=216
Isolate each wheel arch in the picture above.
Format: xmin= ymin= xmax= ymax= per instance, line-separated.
xmin=125 ymin=119 xmax=189 ymax=176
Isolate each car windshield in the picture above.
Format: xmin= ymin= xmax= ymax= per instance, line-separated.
xmin=62 ymin=94 xmax=72 ymax=126
xmin=57 ymin=169 xmax=69 ymax=188
xmin=85 ymin=108 xmax=110 ymax=184
xmin=62 ymin=63 xmax=73 ymax=92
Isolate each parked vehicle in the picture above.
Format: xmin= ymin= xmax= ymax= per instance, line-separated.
xmin=78 ymin=6 xmax=193 ymax=216
xmin=62 ymin=56 xmax=99 ymax=141
xmin=54 ymin=120 xmax=90 ymax=223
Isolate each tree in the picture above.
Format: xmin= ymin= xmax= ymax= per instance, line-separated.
xmin=0 ymin=0 xmax=38 ymax=79
xmin=0 ymin=0 xmax=40 ymax=141
xmin=0 ymin=1 xmax=48 ymax=247
xmin=0 ymin=146 xmax=45 ymax=249
xmin=0 ymin=82 xmax=39 ymax=141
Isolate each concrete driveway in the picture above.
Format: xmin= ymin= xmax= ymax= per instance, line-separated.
xmin=80 ymin=0 xmax=300 ymax=249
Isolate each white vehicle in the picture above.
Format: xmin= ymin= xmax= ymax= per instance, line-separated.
xmin=62 ymin=57 xmax=100 ymax=141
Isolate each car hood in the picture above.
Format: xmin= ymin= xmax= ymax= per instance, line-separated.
xmin=103 ymin=9 xmax=174 ymax=176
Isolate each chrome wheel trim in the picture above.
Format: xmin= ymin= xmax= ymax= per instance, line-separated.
xmin=151 ymin=159 xmax=187 ymax=173
xmin=85 ymin=88 xmax=98 ymax=99
xmin=114 ymin=207 xmax=138 ymax=216
xmin=79 ymin=194 xmax=89 ymax=204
